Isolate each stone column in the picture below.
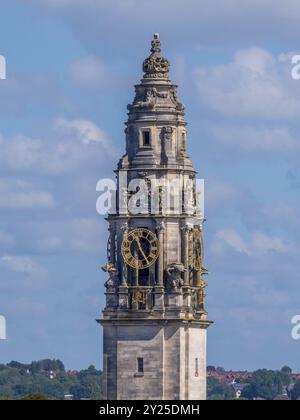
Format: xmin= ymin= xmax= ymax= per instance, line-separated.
xmin=134 ymin=249 xmax=139 ymax=287
xmin=120 ymin=221 xmax=128 ymax=286
xmin=182 ymin=224 xmax=191 ymax=285
xmin=118 ymin=221 xmax=129 ymax=311
xmin=157 ymin=220 xmax=165 ymax=286
xmin=153 ymin=220 xmax=165 ymax=310
xmin=108 ymin=224 xmax=116 ymax=265
xmin=181 ymin=223 xmax=193 ymax=311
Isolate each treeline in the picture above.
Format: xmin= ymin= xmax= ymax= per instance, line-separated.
xmin=1 ymin=359 xmax=300 ymax=400
xmin=241 ymin=367 xmax=299 ymax=400
xmin=0 ymin=359 xmax=103 ymax=400
xmin=208 ymin=366 xmax=300 ymax=400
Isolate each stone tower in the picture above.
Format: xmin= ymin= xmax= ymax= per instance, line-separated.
xmin=98 ymin=34 xmax=212 ymax=400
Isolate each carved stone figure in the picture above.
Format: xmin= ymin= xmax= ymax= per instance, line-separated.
xmin=163 ymin=126 xmax=173 ymax=142
xmin=162 ymin=126 xmax=175 ymax=163
xmin=166 ymin=263 xmax=185 ymax=291
xmin=118 ymin=294 xmax=128 ymax=309
xmin=135 ymin=88 xmax=156 ymax=108
xmin=102 ymin=263 xmax=119 ymax=291
xmin=170 ymin=87 xmax=185 ymax=111
xmin=132 ymin=87 xmax=169 ymax=109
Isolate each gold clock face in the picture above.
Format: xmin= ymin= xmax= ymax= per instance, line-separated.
xmin=121 ymin=228 xmax=159 ymax=269
xmin=192 ymin=228 xmax=204 ymax=271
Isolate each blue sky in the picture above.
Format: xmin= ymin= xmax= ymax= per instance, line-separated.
xmin=0 ymin=0 xmax=300 ymax=371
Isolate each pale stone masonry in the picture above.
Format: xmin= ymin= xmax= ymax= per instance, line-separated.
xmin=98 ymin=34 xmax=212 ymax=400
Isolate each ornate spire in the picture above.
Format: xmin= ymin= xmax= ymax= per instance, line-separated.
xmin=143 ymin=33 xmax=170 ymax=79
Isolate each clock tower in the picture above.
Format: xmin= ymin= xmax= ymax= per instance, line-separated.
xmin=98 ymin=34 xmax=212 ymax=400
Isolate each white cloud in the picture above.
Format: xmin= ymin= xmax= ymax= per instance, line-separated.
xmin=278 ymin=51 xmax=299 ymax=63
xmin=214 ymin=229 xmax=250 ymax=255
xmin=0 ymin=70 xmax=64 ymax=116
xmin=24 ymin=0 xmax=300 ymax=58
xmin=54 ymin=118 xmax=111 ymax=147
xmin=206 ymin=179 xmax=240 ymax=212
xmin=210 ymin=124 xmax=298 ymax=154
xmin=240 ymin=201 xmax=300 ymax=232
xmin=70 ymin=55 xmax=108 ymax=86
xmin=261 ymin=202 xmax=300 ymax=226
xmin=0 ymin=255 xmax=49 ymax=290
xmin=230 ymin=276 xmax=293 ymax=307
xmin=37 ymin=0 xmax=75 ymax=6
xmin=0 ymin=179 xmax=55 ymax=209
xmin=0 ymin=118 xmax=114 ymax=175
xmin=212 ymin=228 xmax=298 ymax=257
xmin=0 ymin=135 xmax=42 ymax=170
xmin=1 ymin=255 xmax=44 ymax=275
xmin=194 ymin=47 xmax=300 ymax=120
xmin=252 ymin=232 xmax=296 ymax=254
xmin=35 ymin=217 xmax=104 ymax=254
xmin=7 ymin=298 xmax=49 ymax=319
xmin=0 ymin=230 xmax=14 ymax=246
xmin=27 ymin=0 xmax=300 ymax=22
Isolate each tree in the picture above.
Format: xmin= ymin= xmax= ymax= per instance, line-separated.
xmin=70 ymin=384 xmax=89 ymax=400
xmin=241 ymin=382 xmax=258 ymax=400
xmin=280 ymin=366 xmax=291 ymax=387
xmin=0 ymin=359 xmax=103 ymax=400
xmin=30 ymin=359 xmax=65 ymax=374
xmin=281 ymin=366 xmax=292 ymax=375
xmin=291 ymin=380 xmax=300 ymax=400
xmin=22 ymin=393 xmax=52 ymax=400
xmin=241 ymin=369 xmax=285 ymax=400
xmin=207 ymin=377 xmax=235 ymax=400
xmin=7 ymin=361 xmax=29 ymax=370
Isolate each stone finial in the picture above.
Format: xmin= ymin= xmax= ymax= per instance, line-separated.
xmin=143 ymin=34 xmax=170 ymax=78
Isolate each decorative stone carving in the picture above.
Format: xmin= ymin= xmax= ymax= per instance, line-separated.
xmin=134 ymin=88 xmax=156 ymax=109
xmin=102 ymin=263 xmax=119 ymax=291
xmin=143 ymin=33 xmax=170 ymax=79
xmin=130 ymin=87 xmax=169 ymax=110
xmin=132 ymin=289 xmax=147 ymax=305
xmin=170 ymin=87 xmax=185 ymax=111
xmin=156 ymin=220 xmax=166 ymax=232
xmin=130 ymin=86 xmax=184 ymax=112
xmin=120 ymin=221 xmax=129 ymax=233
xmin=163 ymin=126 xmax=173 ymax=141
xmin=162 ymin=126 xmax=175 ymax=163
xmin=166 ymin=263 xmax=185 ymax=291
xmin=118 ymin=294 xmax=128 ymax=309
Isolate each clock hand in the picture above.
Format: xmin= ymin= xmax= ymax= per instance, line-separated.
xmin=135 ymin=237 xmax=149 ymax=264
